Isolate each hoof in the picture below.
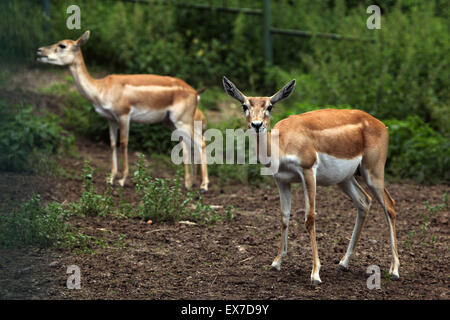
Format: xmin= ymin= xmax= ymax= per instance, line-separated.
xmin=118 ymin=179 xmax=126 ymax=187
xmin=311 ymin=279 xmax=322 ymax=286
xmin=390 ymin=273 xmax=400 ymax=281
xmin=199 ymin=188 xmax=208 ymax=194
xmin=271 ymin=262 xmax=281 ymax=271
xmin=337 ymin=263 xmax=349 ymax=272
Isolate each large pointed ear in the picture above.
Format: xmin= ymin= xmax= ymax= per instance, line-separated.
xmin=222 ymin=76 xmax=246 ymax=104
xmin=270 ymin=79 xmax=296 ymax=104
xmin=73 ymin=30 xmax=90 ymax=50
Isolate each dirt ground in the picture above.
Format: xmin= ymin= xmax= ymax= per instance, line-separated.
xmin=0 ymin=67 xmax=448 ymax=300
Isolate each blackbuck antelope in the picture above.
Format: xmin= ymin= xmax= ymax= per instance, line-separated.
xmin=222 ymin=76 xmax=399 ymax=285
xmin=36 ymin=31 xmax=209 ymax=191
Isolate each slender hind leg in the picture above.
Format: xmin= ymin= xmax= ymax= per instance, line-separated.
xmin=271 ymin=179 xmax=291 ymax=270
xmin=192 ymin=144 xmax=207 ymax=190
xmin=118 ymin=115 xmax=130 ymax=187
xmin=338 ymin=177 xmax=372 ymax=270
xmin=107 ymin=120 xmax=119 ymax=185
xmin=301 ymin=168 xmax=321 ymax=285
xmin=193 ymin=125 xmax=208 ymax=192
xmin=182 ymin=140 xmax=193 ymax=189
xmin=174 ymin=122 xmax=198 ymax=190
xmin=361 ymin=166 xmax=400 ymax=279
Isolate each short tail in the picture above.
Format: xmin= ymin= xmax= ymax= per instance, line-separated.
xmin=196 ymin=87 xmax=206 ymax=95
xmin=194 ymin=108 xmax=206 ymax=132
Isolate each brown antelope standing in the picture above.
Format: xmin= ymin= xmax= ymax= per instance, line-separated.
xmin=222 ymin=76 xmax=399 ymax=285
xmin=36 ymin=31 xmax=209 ymax=191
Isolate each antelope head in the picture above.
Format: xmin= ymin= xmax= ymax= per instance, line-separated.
xmin=36 ymin=30 xmax=90 ymax=66
xmin=222 ymin=76 xmax=296 ymax=134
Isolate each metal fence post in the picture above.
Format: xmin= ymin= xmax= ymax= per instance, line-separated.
xmin=42 ymin=0 xmax=50 ymax=31
xmin=263 ymin=0 xmax=273 ymax=65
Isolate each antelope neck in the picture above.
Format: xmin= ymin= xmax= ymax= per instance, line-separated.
xmin=68 ymin=51 xmax=99 ymax=102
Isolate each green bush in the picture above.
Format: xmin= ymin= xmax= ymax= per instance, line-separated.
xmin=68 ymin=161 xmax=114 ymax=217
xmin=132 ymin=154 xmax=219 ymax=223
xmin=0 ymin=99 xmax=74 ymax=172
xmin=0 ymin=195 xmax=89 ymax=249
xmin=384 ymin=116 xmax=449 ymax=183
xmin=284 ymin=1 xmax=449 ymax=136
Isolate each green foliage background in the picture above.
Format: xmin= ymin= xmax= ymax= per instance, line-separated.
xmin=0 ymin=0 xmax=448 ymax=183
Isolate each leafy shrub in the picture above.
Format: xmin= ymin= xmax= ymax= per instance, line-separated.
xmin=132 ymin=154 xmax=219 ymax=223
xmin=0 ymin=99 xmax=74 ymax=172
xmin=384 ymin=116 xmax=449 ymax=183
xmin=68 ymin=161 xmax=114 ymax=217
xmin=0 ymin=195 xmax=90 ymax=249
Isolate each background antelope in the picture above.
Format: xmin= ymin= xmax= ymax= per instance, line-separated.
xmin=223 ymin=76 xmax=399 ymax=285
xmin=37 ymin=31 xmax=209 ymax=191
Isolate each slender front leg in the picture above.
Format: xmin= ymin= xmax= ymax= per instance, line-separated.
xmin=271 ymin=179 xmax=291 ymax=270
xmin=302 ymin=168 xmax=321 ymax=285
xmin=108 ymin=120 xmax=119 ymax=185
xmin=118 ymin=114 xmax=130 ymax=187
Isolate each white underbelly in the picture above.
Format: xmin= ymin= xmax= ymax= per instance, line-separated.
xmin=130 ymin=106 xmax=167 ymax=124
xmin=273 ymin=153 xmax=361 ymax=186
xmin=315 ymin=153 xmax=362 ymax=186
xmin=93 ymin=104 xmax=116 ymax=121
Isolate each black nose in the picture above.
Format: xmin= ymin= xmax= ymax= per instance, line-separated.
xmin=251 ymin=122 xmax=263 ymax=130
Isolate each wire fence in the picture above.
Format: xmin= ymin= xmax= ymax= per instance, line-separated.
xmin=40 ymin=0 xmax=374 ymax=65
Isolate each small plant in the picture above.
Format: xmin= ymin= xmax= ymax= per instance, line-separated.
xmin=69 ymin=161 xmax=114 ymax=217
xmin=383 ymin=270 xmax=393 ymax=281
xmin=115 ymin=194 xmax=134 ymax=220
xmin=0 ymin=195 xmax=91 ymax=250
xmin=132 ymin=154 xmax=217 ymax=224
xmin=402 ymin=192 xmax=448 ymax=251
xmin=333 ymin=235 xmax=342 ymax=244
xmin=116 ymin=234 xmax=127 ymax=249
xmin=403 ymin=230 xmax=416 ymax=251
xmin=95 ymin=237 xmax=109 ymax=249
xmin=225 ymin=205 xmax=235 ymax=222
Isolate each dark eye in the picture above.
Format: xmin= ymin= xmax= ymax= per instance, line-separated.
xmin=58 ymin=44 xmax=66 ymax=49
xmin=242 ymin=104 xmax=249 ymax=112
xmin=266 ymin=104 xmax=273 ymax=112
